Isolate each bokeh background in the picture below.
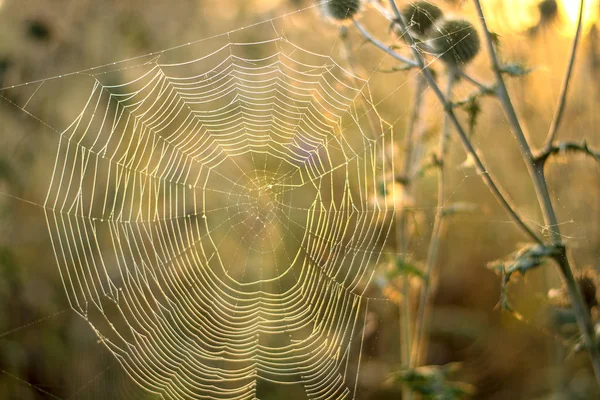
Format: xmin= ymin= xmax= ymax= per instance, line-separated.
xmin=0 ymin=0 xmax=599 ymax=399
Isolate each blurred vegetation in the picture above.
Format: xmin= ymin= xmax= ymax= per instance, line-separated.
xmin=0 ymin=0 xmax=599 ymax=399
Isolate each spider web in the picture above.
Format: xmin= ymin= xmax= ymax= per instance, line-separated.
xmin=26 ymin=17 xmax=397 ymax=399
xmin=3 ymin=0 xmax=599 ymax=397
xmin=0 ymin=1 xmax=513 ymax=398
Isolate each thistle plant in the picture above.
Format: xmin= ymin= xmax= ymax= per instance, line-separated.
xmin=550 ymin=268 xmax=600 ymax=312
xmin=428 ymin=19 xmax=481 ymax=67
xmin=322 ymin=0 xmax=600 ymax=396
xmin=320 ymin=0 xmax=363 ymax=23
xmin=401 ymin=1 xmax=443 ymax=38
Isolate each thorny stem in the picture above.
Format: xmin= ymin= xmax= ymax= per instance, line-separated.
xmin=539 ymin=0 xmax=586 ymax=390
xmin=365 ymin=3 xmax=543 ymax=244
xmin=472 ymin=0 xmax=600 ymax=384
xmin=411 ymin=72 xmax=456 ymax=367
xmin=534 ymin=140 xmax=600 ymax=166
xmin=471 ymin=0 xmax=556 ymax=240
xmin=354 ymin=22 xmax=417 ymax=68
xmin=543 ymin=0 xmax=586 ymax=149
xmin=456 ymin=69 xmax=493 ymax=93
xmin=360 ymin=0 xmax=600 ymax=386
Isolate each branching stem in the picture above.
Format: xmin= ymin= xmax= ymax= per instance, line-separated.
xmin=534 ymin=140 xmax=600 ymax=166
xmin=472 ymin=0 xmax=600 ymax=383
xmin=384 ymin=1 xmax=542 ymax=244
xmin=354 ymin=22 xmax=417 ymax=68
xmin=359 ymin=0 xmax=600 ymax=386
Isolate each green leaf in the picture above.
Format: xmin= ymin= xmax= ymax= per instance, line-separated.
xmin=489 ymin=32 xmax=501 ymax=49
xmin=499 ymin=63 xmax=533 ymax=77
xmin=505 ymin=256 xmax=545 ymax=276
xmin=387 ymin=256 xmax=424 ymax=280
xmin=389 ymin=363 xmax=474 ymax=399
xmin=488 ymin=243 xmax=561 ymax=277
xmin=463 ymin=97 xmax=481 ymax=135
xmin=488 ymin=244 xmax=564 ymax=312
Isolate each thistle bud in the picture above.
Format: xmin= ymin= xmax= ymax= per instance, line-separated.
xmin=429 ymin=19 xmax=481 ymax=67
xmin=550 ymin=268 xmax=600 ymax=312
xmin=528 ymin=0 xmax=559 ymax=36
xmin=321 ymin=0 xmax=362 ymax=23
xmin=402 ymin=1 xmax=444 ymax=37
xmin=576 ymin=270 xmax=599 ymax=311
xmin=538 ymin=0 xmax=558 ymax=25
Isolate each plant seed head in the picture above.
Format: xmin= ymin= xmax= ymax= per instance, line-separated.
xmin=551 ymin=268 xmax=600 ymax=312
xmin=538 ymin=0 xmax=558 ymax=25
xmin=321 ymin=0 xmax=362 ymax=24
xmin=528 ymin=0 xmax=559 ymax=37
xmin=576 ymin=269 xmax=599 ymax=310
xmin=429 ymin=19 xmax=481 ymax=67
xmin=402 ymin=1 xmax=444 ymax=37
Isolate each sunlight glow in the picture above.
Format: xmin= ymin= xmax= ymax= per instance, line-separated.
xmin=559 ymin=0 xmax=599 ymax=33
xmin=481 ymin=0 xmax=599 ymax=34
xmin=481 ymin=0 xmax=540 ymax=33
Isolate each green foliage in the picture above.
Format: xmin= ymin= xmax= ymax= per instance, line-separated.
xmin=499 ymin=63 xmax=533 ymax=77
xmin=389 ymin=363 xmax=474 ymax=399
xmin=387 ymin=255 xmax=425 ymax=280
xmin=489 ymin=243 xmax=562 ymax=278
xmin=488 ymin=244 xmax=564 ymax=312
xmin=463 ymin=96 xmax=481 ymax=134
xmin=453 ymin=83 xmax=496 ymax=136
xmin=489 ymin=31 xmax=501 ymax=48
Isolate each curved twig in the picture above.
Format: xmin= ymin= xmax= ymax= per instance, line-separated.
xmin=543 ymin=0 xmax=586 ymax=148
xmin=381 ymin=2 xmax=543 ymax=244
xmin=354 ymin=22 xmax=417 ymax=68
xmin=534 ymin=139 xmax=600 ymax=166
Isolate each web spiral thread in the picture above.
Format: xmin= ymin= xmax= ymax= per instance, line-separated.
xmin=42 ymin=36 xmax=395 ymax=400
